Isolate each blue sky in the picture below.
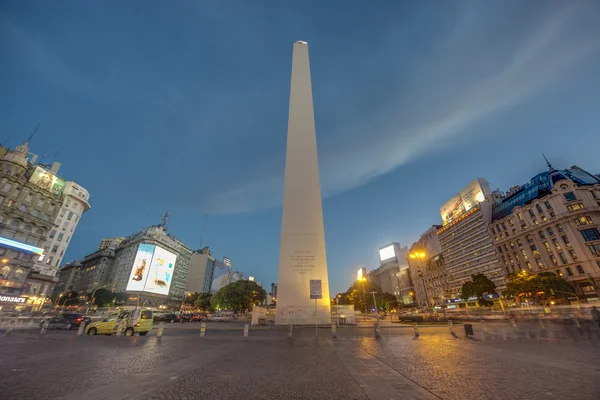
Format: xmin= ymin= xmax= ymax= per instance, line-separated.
xmin=1 ymin=1 xmax=600 ymax=294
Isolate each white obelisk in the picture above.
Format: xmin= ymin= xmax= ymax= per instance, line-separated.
xmin=275 ymin=41 xmax=331 ymax=325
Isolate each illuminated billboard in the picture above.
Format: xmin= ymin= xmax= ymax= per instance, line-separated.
xmin=440 ymin=178 xmax=491 ymax=225
xmin=126 ymin=243 xmax=177 ymax=295
xmin=0 ymin=236 xmax=44 ymax=255
xmin=357 ymin=267 xmax=366 ymax=280
xmin=379 ymin=245 xmax=396 ymax=262
xmin=29 ymin=166 xmax=65 ymax=196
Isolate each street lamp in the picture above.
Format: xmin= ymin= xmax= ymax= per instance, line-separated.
xmin=409 ymin=251 xmax=431 ymax=311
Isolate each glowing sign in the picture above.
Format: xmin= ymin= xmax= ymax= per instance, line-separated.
xmin=0 ymin=236 xmax=44 ymax=255
xmin=379 ymin=245 xmax=396 ymax=262
xmin=0 ymin=295 xmax=27 ymax=303
xmin=440 ymin=179 xmax=491 ymax=225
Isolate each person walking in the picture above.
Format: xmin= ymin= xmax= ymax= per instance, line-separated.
xmin=591 ymin=306 xmax=600 ymax=328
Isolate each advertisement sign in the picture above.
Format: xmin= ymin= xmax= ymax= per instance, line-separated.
xmin=125 ymin=243 xmax=177 ymax=295
xmin=440 ymin=178 xmax=491 ymax=225
xmin=379 ymin=245 xmax=396 ymax=262
xmin=0 ymin=295 xmax=27 ymax=303
xmin=309 ymin=280 xmax=322 ymax=299
xmin=223 ymin=257 xmax=232 ymax=268
xmin=28 ymin=166 xmax=65 ymax=196
xmin=357 ymin=267 xmax=366 ymax=280
xmin=126 ymin=244 xmax=155 ymax=292
xmin=0 ymin=236 xmax=44 ymax=255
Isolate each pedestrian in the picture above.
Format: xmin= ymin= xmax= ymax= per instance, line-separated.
xmin=591 ymin=306 xmax=600 ymax=328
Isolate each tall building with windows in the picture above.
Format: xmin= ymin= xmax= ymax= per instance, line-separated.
xmin=407 ymin=225 xmax=445 ymax=307
xmin=33 ymin=181 xmax=90 ymax=276
xmin=437 ymin=179 xmax=506 ymax=298
xmin=186 ymin=247 xmax=216 ymax=294
xmin=0 ymin=142 xmax=61 ymax=308
xmin=490 ymin=162 xmax=600 ymax=301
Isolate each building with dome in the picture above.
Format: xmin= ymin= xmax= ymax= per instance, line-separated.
xmin=489 ymin=161 xmax=600 ymax=302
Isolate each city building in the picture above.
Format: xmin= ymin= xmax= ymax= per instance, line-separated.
xmin=270 ymin=282 xmax=277 ymax=305
xmin=51 ymin=260 xmax=83 ymax=301
xmin=73 ymin=220 xmax=192 ymax=308
xmin=369 ymin=243 xmax=409 ymax=296
xmin=0 ymin=142 xmax=61 ymax=309
xmin=97 ymin=237 xmax=125 ymax=251
xmin=33 ymin=181 xmax=90 ymax=277
xmin=490 ymin=162 xmax=600 ymax=302
xmin=407 ymin=225 xmax=445 ymax=307
xmin=186 ymin=247 xmax=215 ymax=294
xmin=437 ymin=179 xmax=506 ymax=299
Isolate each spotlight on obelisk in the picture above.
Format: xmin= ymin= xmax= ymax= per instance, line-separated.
xmin=275 ymin=41 xmax=331 ymax=325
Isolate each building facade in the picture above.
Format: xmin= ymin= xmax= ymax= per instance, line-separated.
xmin=490 ymin=164 xmax=600 ymax=301
xmin=33 ymin=181 xmax=90 ymax=277
xmin=0 ymin=143 xmax=61 ymax=306
xmin=407 ymin=225 xmax=446 ymax=307
xmin=437 ymin=179 xmax=506 ymax=298
xmin=186 ymin=247 xmax=216 ymax=294
xmin=51 ymin=260 xmax=83 ymax=300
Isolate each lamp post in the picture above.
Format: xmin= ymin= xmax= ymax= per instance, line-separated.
xmin=370 ymin=291 xmax=378 ymax=319
xmin=409 ymin=251 xmax=430 ymax=311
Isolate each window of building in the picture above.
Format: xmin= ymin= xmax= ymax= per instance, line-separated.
xmin=24 ymin=224 xmax=32 ymax=232
xmin=561 ymin=235 xmax=571 ymax=247
xmin=37 ymin=199 xmax=45 ymax=207
xmin=46 ymin=256 xmax=53 ymax=265
xmin=517 ymin=239 xmax=523 ymax=247
xmin=543 ymin=241 xmax=551 ymax=252
xmin=588 ymin=244 xmax=600 ymax=257
xmin=538 ymin=231 xmax=546 ymax=239
xmin=63 ymin=221 xmax=68 ymax=229
xmin=60 ymin=210 xmax=65 ymax=217
xmin=521 ymin=249 xmax=528 ymax=259
xmin=575 ymin=216 xmax=594 ymax=226
xmin=528 ymin=209 xmax=535 ymax=217
xmin=49 ymin=230 xmax=56 ymax=238
xmin=19 ymin=204 xmax=29 ymax=212
xmin=2 ymin=183 xmax=12 ymax=193
xmin=567 ymin=203 xmax=585 ymax=211
xmin=581 ymin=228 xmax=600 ymax=242
xmin=491 ymin=227 xmax=496 ymax=234
xmin=526 ymin=235 xmax=534 ymax=244
xmin=541 ymin=215 xmax=547 ymax=222
xmin=551 ymin=255 xmax=558 ymax=266
xmin=65 ymin=236 xmax=70 ymax=243
xmin=556 ymin=269 xmax=563 ymax=277
xmin=0 ymin=265 xmax=11 ymax=279
xmin=35 ymin=228 xmax=43 ymax=235
xmin=508 ymin=219 xmax=514 ymax=227
xmin=530 ymin=245 xmax=540 ymax=258
xmin=536 ymin=259 xmax=543 ymax=268
xmin=552 ymin=238 xmax=562 ymax=251
xmin=25 ymin=193 xmax=32 ymax=202
xmin=510 ymin=242 xmax=515 ymax=249
xmin=501 ymin=223 xmax=506 ymax=231
xmin=557 ymin=224 xmax=564 ymax=233
xmin=566 ymin=267 xmax=573 ymax=276
xmin=547 ymin=227 xmax=555 ymax=236
xmin=576 ymin=265 xmax=585 ymax=274
xmin=31 ymin=209 xmax=39 ymax=217
xmin=43 ymin=214 xmax=50 ymax=221
xmin=559 ymin=253 xmax=568 ymax=264
xmin=10 ymin=219 xmax=19 ymax=228
xmin=564 ymin=192 xmax=577 ymax=201
xmin=57 ymin=233 xmax=64 ymax=241
xmin=503 ymin=244 xmax=509 ymax=252
xmin=569 ymin=249 xmax=578 ymax=260
xmin=526 ymin=261 xmax=532 ymax=270
xmin=550 ymin=211 xmax=556 ymax=218
xmin=67 ymin=211 xmax=74 ymax=221
xmin=14 ymin=268 xmax=24 ymax=280
xmin=544 ymin=201 xmax=552 ymax=210
xmin=498 ymin=246 xmax=503 ymax=253
xmin=536 ymin=204 xmax=543 ymax=213
xmin=518 ymin=213 xmax=524 ymax=221
xmin=533 ymin=219 xmax=539 ymax=225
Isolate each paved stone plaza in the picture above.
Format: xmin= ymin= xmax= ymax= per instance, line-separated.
xmin=1 ymin=327 xmax=599 ymax=400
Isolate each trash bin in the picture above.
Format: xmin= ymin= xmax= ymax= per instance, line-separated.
xmin=464 ymin=323 xmax=474 ymax=337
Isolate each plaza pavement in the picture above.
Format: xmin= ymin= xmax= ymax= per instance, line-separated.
xmin=1 ymin=322 xmax=599 ymax=400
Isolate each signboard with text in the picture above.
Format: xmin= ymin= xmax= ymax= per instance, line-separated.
xmin=309 ymin=280 xmax=322 ymax=299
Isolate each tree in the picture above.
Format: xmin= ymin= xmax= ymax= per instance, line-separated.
xmin=114 ymin=292 xmax=130 ymax=306
xmin=194 ymin=293 xmax=212 ymax=310
xmin=210 ymin=280 xmax=266 ymax=313
xmin=377 ymin=293 xmax=398 ymax=312
xmin=91 ymin=288 xmax=115 ymax=307
xmin=461 ymin=273 xmax=496 ymax=307
xmin=504 ymin=270 xmax=574 ymax=305
xmin=335 ymin=281 xmax=398 ymax=313
xmin=60 ymin=291 xmax=79 ymax=305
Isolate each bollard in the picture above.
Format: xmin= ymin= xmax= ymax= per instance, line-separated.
xmin=331 ymin=322 xmax=337 ymax=339
xmin=464 ymin=323 xmax=474 ymax=338
xmin=77 ymin=322 xmax=87 ymax=336
xmin=413 ymin=322 xmax=419 ymax=340
xmin=40 ymin=319 xmax=49 ymax=336
xmin=200 ymin=322 xmax=206 ymax=337
xmin=243 ymin=324 xmax=249 ymax=337
xmin=539 ymin=318 xmax=546 ymax=330
xmin=448 ymin=320 xmax=458 ymax=338
xmin=374 ymin=322 xmax=381 ymax=340
xmin=288 ymin=325 xmax=293 ymax=338
xmin=157 ymin=322 xmax=164 ymax=337
xmin=575 ymin=318 xmax=581 ymax=328
xmin=510 ymin=318 xmax=517 ymax=331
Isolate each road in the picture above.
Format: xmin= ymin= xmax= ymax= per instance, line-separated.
xmin=1 ymin=321 xmax=599 ymax=400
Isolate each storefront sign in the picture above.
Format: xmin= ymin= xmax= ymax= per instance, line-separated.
xmin=0 ymin=295 xmax=27 ymax=303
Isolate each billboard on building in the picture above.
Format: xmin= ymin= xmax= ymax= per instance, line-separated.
xmin=379 ymin=245 xmax=396 ymax=262
xmin=126 ymin=243 xmax=177 ymax=295
xmin=28 ymin=166 xmax=65 ymax=196
xmin=357 ymin=267 xmax=367 ymax=280
xmin=440 ymin=178 xmax=491 ymax=225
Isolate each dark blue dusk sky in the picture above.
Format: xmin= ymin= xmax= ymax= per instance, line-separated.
xmin=2 ymin=1 xmax=600 ymax=294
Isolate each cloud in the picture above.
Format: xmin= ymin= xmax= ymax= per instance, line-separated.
xmin=209 ymin=5 xmax=600 ymax=214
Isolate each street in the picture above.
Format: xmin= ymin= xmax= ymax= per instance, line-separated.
xmin=1 ymin=322 xmax=599 ymax=400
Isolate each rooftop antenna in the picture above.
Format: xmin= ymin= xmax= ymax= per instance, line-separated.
xmin=542 ymin=153 xmax=555 ymax=171
xmin=28 ymin=124 xmax=40 ymax=143
xmin=199 ymin=213 xmax=208 ymax=249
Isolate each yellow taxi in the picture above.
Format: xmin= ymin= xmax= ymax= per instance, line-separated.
xmin=85 ymin=309 xmax=153 ymax=336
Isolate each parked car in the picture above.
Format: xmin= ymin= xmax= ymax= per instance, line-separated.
xmin=85 ymin=309 xmax=153 ymax=336
xmin=39 ymin=313 xmax=91 ymax=330
xmin=159 ymin=313 xmax=183 ymax=323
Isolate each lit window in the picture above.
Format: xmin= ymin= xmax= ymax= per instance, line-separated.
xmin=551 ymin=255 xmax=558 ymax=266
xmin=552 ymin=238 xmax=561 ymax=251
xmin=564 ymin=192 xmax=577 ymax=201
xmin=567 ymin=203 xmax=585 ymax=211
xmin=588 ymin=244 xmax=600 ymax=258
xmin=574 ymin=216 xmax=594 ymax=226
xmin=518 ymin=213 xmax=524 ymax=221
xmin=543 ymin=242 xmax=551 ymax=253
xmin=569 ymin=249 xmax=578 ymax=260
xmin=531 ymin=245 xmax=540 ymax=258
xmin=517 ymin=239 xmax=523 ymax=247
xmin=536 ymin=259 xmax=544 ymax=268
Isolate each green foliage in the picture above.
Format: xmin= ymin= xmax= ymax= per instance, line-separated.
xmin=461 ymin=273 xmax=496 ymax=307
xmin=210 ymin=280 xmax=266 ymax=313
xmin=91 ymin=288 xmax=115 ymax=307
xmin=114 ymin=292 xmax=130 ymax=305
xmin=60 ymin=291 xmax=79 ymax=305
xmin=335 ymin=281 xmax=398 ymax=313
xmin=504 ymin=271 xmax=574 ymax=304
xmin=194 ymin=293 xmax=212 ymax=310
